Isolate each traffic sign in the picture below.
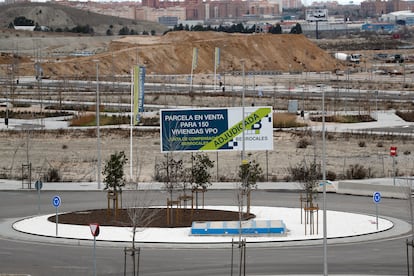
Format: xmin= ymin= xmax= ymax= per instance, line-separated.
xmin=390 ymin=146 xmax=397 ymax=156
xmin=373 ymin=191 xmax=381 ymax=204
xmin=89 ymin=223 xmax=100 ymax=237
xmin=35 ymin=180 xmax=43 ymax=191
xmin=52 ymin=195 xmax=61 ymax=208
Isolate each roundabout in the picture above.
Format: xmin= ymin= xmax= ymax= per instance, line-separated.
xmin=12 ymin=206 xmax=396 ymax=246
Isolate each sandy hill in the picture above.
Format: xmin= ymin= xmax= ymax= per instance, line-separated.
xmin=0 ymin=31 xmax=342 ymax=77
xmin=0 ymin=2 xmax=167 ymax=35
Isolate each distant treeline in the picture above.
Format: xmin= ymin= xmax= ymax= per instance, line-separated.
xmin=8 ymin=15 xmax=303 ymax=35
xmin=8 ymin=15 xmax=156 ymax=35
xmin=166 ymin=22 xmax=303 ymax=34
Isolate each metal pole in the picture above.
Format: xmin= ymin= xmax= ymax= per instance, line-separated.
xmin=216 ymin=151 xmax=219 ymax=182
xmin=393 ymin=156 xmax=396 ymax=186
xmin=322 ymin=86 xmax=328 ymax=276
xmin=412 ymin=239 xmax=414 ymax=276
xmin=241 ymin=59 xmax=246 ymax=161
xmin=266 ymin=150 xmax=269 ymax=182
xmin=6 ymin=79 xmax=9 ymax=128
xmin=55 ymin=207 xmax=58 ymax=237
xmin=37 ymin=187 xmax=40 ymax=214
xmin=243 ymin=239 xmax=246 ymax=276
xmin=231 ymin=239 xmax=234 ymax=276
xmin=130 ymin=68 xmax=134 ymax=180
xmin=406 ymin=239 xmax=409 ymax=276
xmin=95 ymin=61 xmax=101 ymax=190
xmin=93 ymin=236 xmax=97 ymax=276
xmin=239 ymin=59 xmax=246 ymax=276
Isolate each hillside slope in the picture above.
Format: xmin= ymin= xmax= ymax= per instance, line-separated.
xmin=0 ymin=2 xmax=167 ymax=35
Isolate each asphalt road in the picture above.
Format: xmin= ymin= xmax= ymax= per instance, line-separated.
xmin=0 ymin=190 xmax=412 ymax=276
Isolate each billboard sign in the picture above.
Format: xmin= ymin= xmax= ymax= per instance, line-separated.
xmin=160 ymin=107 xmax=273 ymax=152
xmin=306 ymin=9 xmax=328 ymax=21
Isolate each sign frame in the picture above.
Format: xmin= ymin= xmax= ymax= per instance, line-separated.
xmin=160 ymin=106 xmax=273 ymax=153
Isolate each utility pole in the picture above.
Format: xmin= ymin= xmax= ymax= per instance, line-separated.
xmin=94 ymin=60 xmax=101 ymax=190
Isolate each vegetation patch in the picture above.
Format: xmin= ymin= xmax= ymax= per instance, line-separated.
xmin=273 ymin=113 xmax=307 ymax=128
xmin=70 ymin=114 xmax=130 ymax=126
xmin=0 ymin=110 xmax=71 ymax=119
xmin=396 ymin=111 xmax=414 ymax=122
xmin=48 ymin=208 xmax=254 ymax=228
xmin=311 ymin=114 xmax=375 ymax=123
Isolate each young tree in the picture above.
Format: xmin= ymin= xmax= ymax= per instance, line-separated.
xmin=191 ymin=153 xmax=214 ymax=208
xmin=103 ymin=151 xmax=127 ymax=215
xmin=238 ymin=160 xmax=263 ymax=215
xmin=290 ymin=23 xmax=303 ymax=34
xmin=156 ymin=154 xmax=185 ymax=225
xmin=269 ymin=23 xmax=282 ymax=34
xmin=288 ymin=158 xmax=321 ymax=207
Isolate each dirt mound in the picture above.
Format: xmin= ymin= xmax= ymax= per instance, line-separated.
xmin=1 ymin=31 xmax=342 ymax=78
xmin=49 ymin=208 xmax=254 ymax=228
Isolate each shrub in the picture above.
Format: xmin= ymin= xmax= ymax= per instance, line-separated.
xmin=326 ymin=170 xmax=337 ymax=181
xmin=273 ymin=113 xmax=307 ymax=128
xmin=297 ymin=138 xmax=311 ymax=149
xmin=46 ymin=168 xmax=61 ymax=182
xmin=346 ymin=164 xmax=369 ymax=179
xmin=358 ymin=141 xmax=366 ymax=147
xmin=376 ymin=141 xmax=383 ymax=148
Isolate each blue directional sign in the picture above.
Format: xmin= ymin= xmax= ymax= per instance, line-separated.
xmin=35 ymin=180 xmax=43 ymax=191
xmin=52 ymin=195 xmax=61 ymax=208
xmin=373 ymin=192 xmax=381 ymax=204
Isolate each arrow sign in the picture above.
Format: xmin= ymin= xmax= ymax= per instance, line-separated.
xmin=89 ymin=223 xmax=100 ymax=237
xmin=52 ymin=195 xmax=61 ymax=208
xmin=373 ymin=191 xmax=381 ymax=204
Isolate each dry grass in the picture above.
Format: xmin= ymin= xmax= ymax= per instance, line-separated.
xmin=273 ymin=113 xmax=307 ymax=128
xmin=70 ymin=114 xmax=130 ymax=126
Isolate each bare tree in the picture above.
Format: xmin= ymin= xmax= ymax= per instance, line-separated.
xmin=124 ymin=188 xmax=160 ymax=276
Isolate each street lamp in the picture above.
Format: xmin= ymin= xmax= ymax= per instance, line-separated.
xmin=94 ymin=60 xmax=101 ymax=190
xmin=241 ymin=59 xmax=246 ymax=162
xmin=322 ymin=85 xmax=328 ymax=276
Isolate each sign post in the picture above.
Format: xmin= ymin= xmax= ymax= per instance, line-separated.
xmin=373 ymin=191 xmax=381 ymax=230
xmin=52 ymin=195 xmax=61 ymax=236
xmin=89 ymin=223 xmax=100 ymax=276
xmin=35 ymin=180 xmax=43 ymax=214
xmin=390 ymin=146 xmax=397 ymax=186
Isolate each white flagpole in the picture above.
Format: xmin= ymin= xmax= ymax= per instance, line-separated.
xmin=190 ymin=63 xmax=194 ymax=92
xmin=190 ymin=48 xmax=197 ymax=92
xmin=214 ymin=51 xmax=217 ymax=93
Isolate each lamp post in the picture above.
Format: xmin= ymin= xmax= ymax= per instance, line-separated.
xmin=94 ymin=60 xmax=101 ymax=190
xmin=322 ymin=85 xmax=328 ymax=276
xmin=238 ymin=59 xmax=247 ymax=276
xmin=241 ymin=59 xmax=246 ymax=162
